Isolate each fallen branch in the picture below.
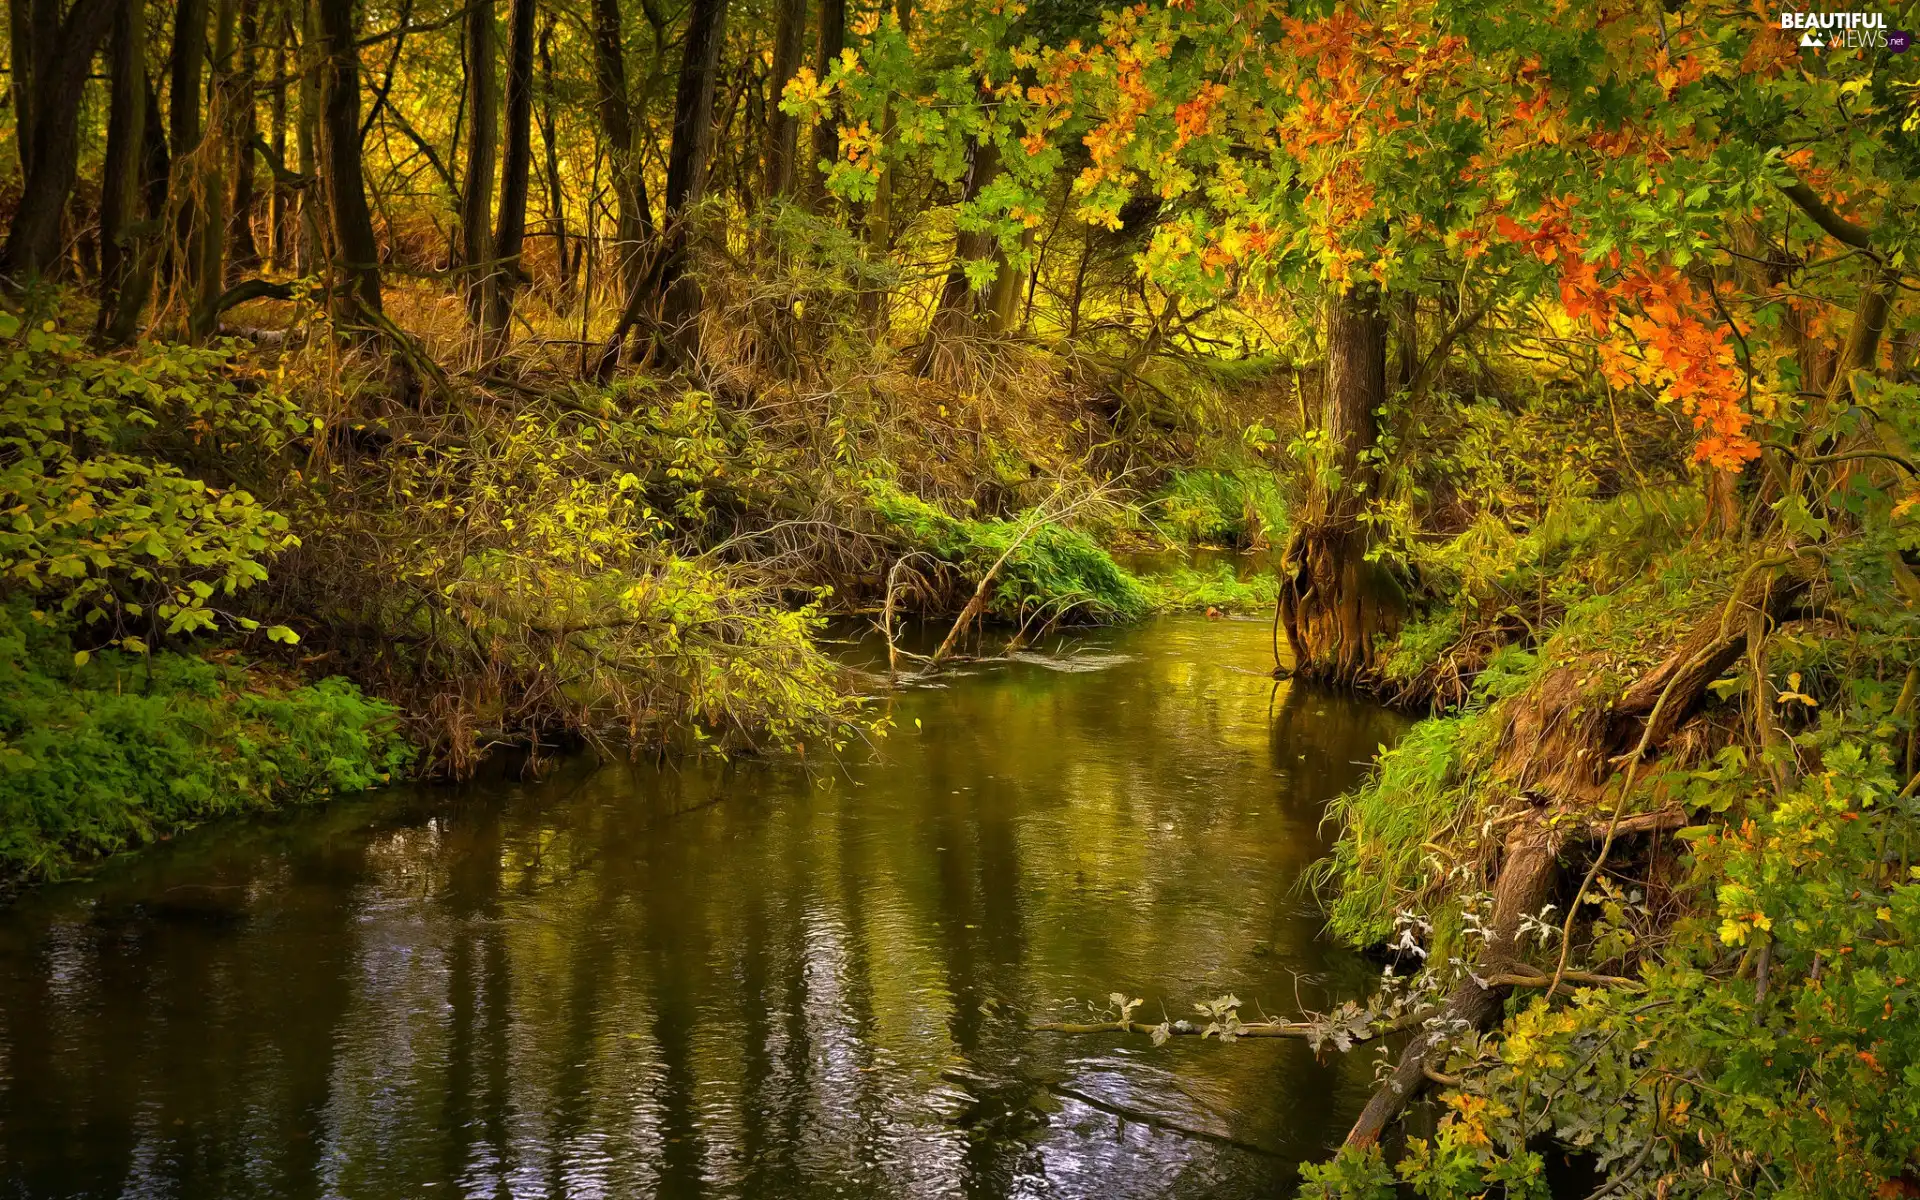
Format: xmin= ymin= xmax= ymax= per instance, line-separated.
xmin=1030 ymin=1007 xmax=1433 ymax=1040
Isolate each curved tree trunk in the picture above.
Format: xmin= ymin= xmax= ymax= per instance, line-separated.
xmin=1345 ymin=813 xmax=1563 ymax=1149
xmin=1279 ymin=285 xmax=1400 ymax=685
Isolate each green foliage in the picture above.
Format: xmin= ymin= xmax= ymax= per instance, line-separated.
xmin=285 ymin=389 xmax=857 ymax=763
xmin=1316 ymin=710 xmax=1497 ymax=947
xmin=863 ymin=478 xmax=1151 ymax=622
xmin=1381 ymin=701 xmax=1920 ymax=1199
xmin=1296 ymin=1145 xmax=1397 ymax=1200
xmin=0 ymin=315 xmax=307 ymax=650
xmin=1150 ymin=467 xmax=1288 ymax=547
xmin=1141 ymin=560 xmax=1277 ymax=613
xmin=0 ymin=604 xmax=411 ymax=888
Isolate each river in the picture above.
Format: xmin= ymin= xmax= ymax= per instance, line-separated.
xmin=0 ymin=613 xmax=1406 ymax=1199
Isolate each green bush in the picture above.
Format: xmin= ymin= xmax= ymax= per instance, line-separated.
xmin=0 ymin=605 xmax=412 ymax=888
xmin=0 ymin=314 xmax=307 ymax=650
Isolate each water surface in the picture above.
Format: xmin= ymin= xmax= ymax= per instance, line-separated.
xmin=0 ymin=615 xmax=1404 ymax=1199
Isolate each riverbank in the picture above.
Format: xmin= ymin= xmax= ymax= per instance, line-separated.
xmin=0 ymin=311 xmax=1290 ymax=892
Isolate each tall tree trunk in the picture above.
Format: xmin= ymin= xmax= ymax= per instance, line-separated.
xmin=101 ymin=79 xmax=170 ymax=341
xmin=654 ymin=0 xmax=727 ymax=361
xmin=806 ymin=0 xmax=844 ymax=203
xmin=228 ymin=0 xmax=261 ymax=273
xmin=295 ymin=0 xmax=322 ymax=273
xmin=96 ymin=0 xmax=146 ymax=331
xmin=268 ymin=0 xmax=291 ymax=268
xmin=763 ymin=0 xmax=805 ymax=201
xmin=855 ymin=0 xmax=908 ymax=333
xmin=189 ymin=0 xmax=238 ymax=338
xmin=1278 ymin=286 xmax=1400 ymax=684
xmin=0 ymin=0 xmax=116 ymax=282
xmin=167 ymin=0 xmax=210 ymax=290
xmin=590 ymin=0 xmax=649 ymax=309
xmin=461 ymin=0 xmax=500 ymax=324
xmin=535 ymin=9 xmax=572 ymax=303
xmin=315 ymin=0 xmax=382 ymax=323
xmin=914 ymin=134 xmax=998 ymax=374
xmin=8 ymin=0 xmax=36 ymax=176
xmin=482 ymin=0 xmax=535 ymax=357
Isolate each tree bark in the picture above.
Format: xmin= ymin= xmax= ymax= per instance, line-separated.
xmin=1345 ymin=814 xmax=1564 ymax=1149
xmin=460 ymin=0 xmax=499 ymax=324
xmin=267 ymin=0 xmax=291 ymax=268
xmin=987 ymin=225 xmax=1032 ymax=334
xmin=295 ymin=0 xmax=322 ymax=274
xmin=535 ymin=10 xmax=573 ymax=302
xmin=95 ymin=0 xmax=146 ymax=332
xmin=1278 ymin=285 xmax=1399 ymax=684
xmin=228 ymin=0 xmax=261 ymax=273
xmin=590 ymin=0 xmax=649 ymax=302
xmin=315 ymin=0 xmax=383 ymax=323
xmin=763 ymin=0 xmax=806 ymax=201
xmin=915 ymin=134 xmax=1000 ymax=374
xmin=654 ymin=0 xmax=728 ymax=361
xmin=0 ymin=0 xmax=116 ymax=282
xmin=165 ymin=0 xmax=210 ymax=290
xmin=481 ymin=0 xmax=535 ymax=357
xmin=189 ymin=0 xmax=238 ymax=338
xmin=806 ymin=0 xmax=845 ymax=203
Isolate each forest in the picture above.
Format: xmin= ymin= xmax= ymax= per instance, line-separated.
xmin=0 ymin=0 xmax=1917 ymax=1193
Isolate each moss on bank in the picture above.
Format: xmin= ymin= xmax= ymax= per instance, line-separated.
xmin=0 ymin=608 xmax=413 ymax=890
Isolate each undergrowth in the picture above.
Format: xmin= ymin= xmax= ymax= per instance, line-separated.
xmin=0 ymin=606 xmax=412 ymax=889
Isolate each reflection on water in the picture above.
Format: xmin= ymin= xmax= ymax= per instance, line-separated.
xmin=0 ymin=615 xmax=1405 ymax=1199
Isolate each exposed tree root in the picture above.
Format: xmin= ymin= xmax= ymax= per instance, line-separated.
xmin=1344 ymin=810 xmax=1565 ymax=1149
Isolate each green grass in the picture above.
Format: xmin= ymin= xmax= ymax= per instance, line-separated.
xmin=865 ymin=479 xmax=1152 ymax=622
xmin=1143 ymin=562 xmax=1280 ymax=613
xmin=1149 ymin=467 xmax=1290 ymax=547
xmin=0 ymin=606 xmax=414 ymax=889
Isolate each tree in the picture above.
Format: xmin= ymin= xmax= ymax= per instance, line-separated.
xmin=589 ymin=0 xmax=650 ymax=302
xmin=228 ymin=0 xmax=263 ymax=273
xmin=314 ymin=0 xmax=383 ymax=324
xmin=95 ymin=0 xmax=147 ymax=335
xmin=763 ymin=0 xmax=807 ymax=200
xmin=1278 ymin=287 xmax=1398 ymax=684
xmin=481 ymin=0 xmax=536 ymax=357
xmin=806 ymin=0 xmax=844 ymax=202
xmin=461 ymin=0 xmax=500 ymax=324
xmin=0 ymin=0 xmax=116 ymax=281
xmin=653 ymin=0 xmax=728 ymax=360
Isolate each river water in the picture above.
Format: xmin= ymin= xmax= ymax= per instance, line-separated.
xmin=0 ymin=613 xmax=1405 ymax=1199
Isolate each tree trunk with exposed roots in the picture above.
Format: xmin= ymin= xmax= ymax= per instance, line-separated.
xmin=1279 ymin=285 xmax=1402 ymax=685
